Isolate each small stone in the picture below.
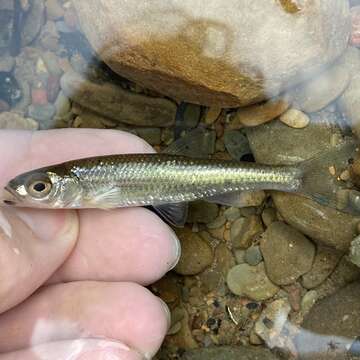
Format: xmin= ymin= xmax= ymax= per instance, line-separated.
xmin=39 ymin=20 xmax=60 ymax=52
xmin=254 ymin=299 xmax=291 ymax=349
xmin=226 ymin=263 xmax=279 ymax=301
xmin=351 ymin=6 xmax=360 ymax=46
xmin=21 ymin=0 xmax=45 ymax=47
xmin=64 ymin=7 xmax=79 ymax=30
xmin=249 ymin=330 xmax=263 ymax=345
xmin=135 ymin=128 xmax=161 ymax=145
xmin=54 ymin=91 xmax=71 ymax=117
xmin=230 ymin=215 xmax=264 ymax=249
xmin=206 ymin=215 xmax=227 ymax=230
xmin=301 ymin=245 xmax=342 ymax=289
xmin=290 ymin=61 xmax=350 ymax=113
xmin=60 ymin=70 xmax=176 ymax=127
xmin=182 ymin=103 xmax=201 ymax=128
xmin=0 ymin=112 xmax=38 ymax=130
xmin=204 ymin=107 xmax=222 ymax=125
xmin=260 ymin=222 xmax=315 ymax=286
xmin=28 ymin=103 xmax=55 ymax=122
xmin=174 ymin=227 xmax=214 ymax=276
xmin=0 ymin=99 xmax=9 ymax=112
xmin=349 ymin=235 xmax=360 ymax=267
xmin=300 ymin=290 xmax=319 ymax=314
xmin=47 ymin=74 xmax=60 ymax=103
xmin=41 ymin=51 xmax=63 ymax=76
xmin=261 ymin=207 xmax=277 ymax=227
xmin=234 ymin=249 xmax=246 ymax=264
xmin=31 ymin=87 xmax=48 ymax=105
xmin=244 ymin=246 xmax=263 ymax=266
xmin=340 ymin=169 xmax=351 ymax=181
xmin=279 ymin=108 xmax=310 ymax=129
xmin=45 ymin=0 xmax=64 ymax=20
xmin=223 ymin=130 xmax=251 ymax=160
xmin=229 ymin=97 xmax=290 ymax=129
xmin=224 ymin=207 xmax=241 ymax=221
xmin=188 ymin=201 xmax=219 ymax=224
xmin=0 ymin=55 xmax=14 ymax=72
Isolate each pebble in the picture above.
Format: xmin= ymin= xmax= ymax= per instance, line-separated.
xmin=349 ymin=235 xmax=360 ymax=267
xmin=39 ymin=20 xmax=60 ymax=52
xmin=60 ymin=70 xmax=177 ymax=127
xmin=0 ymin=112 xmax=38 ymax=130
xmin=261 ymin=207 xmax=277 ymax=227
xmin=206 ymin=215 xmax=227 ymax=230
xmin=254 ymin=299 xmax=291 ymax=349
xmin=351 ymin=6 xmax=360 ymax=46
xmin=290 ymin=61 xmax=350 ymax=113
xmin=187 ymin=201 xmax=219 ymax=224
xmin=31 ymin=87 xmax=48 ymax=105
xmin=229 ymin=97 xmax=290 ymax=129
xmin=230 ymin=215 xmax=264 ymax=249
xmin=300 ymin=290 xmax=319 ymax=315
xmin=223 ymin=130 xmax=251 ymax=160
xmin=45 ymin=0 xmax=64 ymax=20
xmin=296 ymin=282 xmax=360 ymax=360
xmin=0 ymin=99 xmax=9 ymax=112
xmin=0 ymin=55 xmax=15 ymax=72
xmin=41 ymin=51 xmax=63 ymax=76
xmin=226 ymin=263 xmax=279 ymax=301
xmin=182 ymin=346 xmax=279 ymax=360
xmin=174 ymin=227 xmax=214 ymax=276
xmin=204 ymin=106 xmax=222 ymax=125
xmin=21 ymin=0 xmax=46 ymax=47
xmin=301 ymin=245 xmax=342 ymax=289
xmin=28 ymin=103 xmax=55 ymax=123
xmin=54 ymin=91 xmax=71 ymax=117
xmin=223 ymin=207 xmax=241 ymax=221
xmin=182 ymin=103 xmax=201 ymax=128
xmin=47 ymin=74 xmax=60 ymax=102
xmin=234 ymin=249 xmax=246 ymax=264
xmin=244 ymin=246 xmax=263 ymax=266
xmin=279 ymin=108 xmax=310 ymax=129
xmin=260 ymin=222 xmax=315 ymax=286
xmin=135 ymin=127 xmax=161 ymax=145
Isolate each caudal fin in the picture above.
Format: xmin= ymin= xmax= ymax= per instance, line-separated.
xmin=297 ymin=139 xmax=360 ymax=214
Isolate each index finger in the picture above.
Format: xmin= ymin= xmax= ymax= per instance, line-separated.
xmin=0 ymin=128 xmax=154 ymax=188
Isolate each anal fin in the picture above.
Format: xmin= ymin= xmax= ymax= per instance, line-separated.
xmin=204 ymin=191 xmax=266 ymax=208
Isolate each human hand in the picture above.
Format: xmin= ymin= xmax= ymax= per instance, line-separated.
xmin=0 ymin=129 xmax=180 ymax=359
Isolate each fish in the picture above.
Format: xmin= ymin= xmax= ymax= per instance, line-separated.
xmin=2 ymin=129 xmax=360 ymax=226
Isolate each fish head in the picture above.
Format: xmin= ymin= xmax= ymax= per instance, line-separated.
xmin=3 ymin=166 xmax=83 ymax=208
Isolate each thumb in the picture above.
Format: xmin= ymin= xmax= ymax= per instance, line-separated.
xmin=0 ymin=208 xmax=78 ymax=314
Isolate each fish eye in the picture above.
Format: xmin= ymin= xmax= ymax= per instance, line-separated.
xmin=26 ymin=178 xmax=52 ymax=198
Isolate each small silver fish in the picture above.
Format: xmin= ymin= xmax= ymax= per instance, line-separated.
xmin=2 ymin=137 xmax=359 ymax=226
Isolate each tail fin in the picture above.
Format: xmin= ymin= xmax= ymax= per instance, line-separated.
xmin=297 ymin=139 xmax=359 ymax=213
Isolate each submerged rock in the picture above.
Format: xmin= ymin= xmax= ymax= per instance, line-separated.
xmin=260 ymin=222 xmax=315 ymax=286
xmin=0 ymin=112 xmax=38 ymax=130
xmin=226 ymin=263 xmax=279 ymax=301
xmin=73 ymin=0 xmax=350 ymax=106
xmin=296 ymin=282 xmax=360 ymax=360
xmin=60 ymin=70 xmax=177 ymax=127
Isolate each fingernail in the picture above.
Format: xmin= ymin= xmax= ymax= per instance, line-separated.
xmin=14 ymin=208 xmax=78 ymax=244
xmin=169 ymin=229 xmax=181 ymax=270
xmin=157 ymin=296 xmax=171 ymax=330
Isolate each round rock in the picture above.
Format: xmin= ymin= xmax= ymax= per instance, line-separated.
xmin=226 ymin=263 xmax=279 ymax=301
xmin=279 ymin=108 xmax=310 ymax=129
xmin=174 ymin=228 xmax=214 ymax=275
xmin=260 ymin=222 xmax=315 ymax=286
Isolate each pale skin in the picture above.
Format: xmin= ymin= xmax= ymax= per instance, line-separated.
xmin=0 ymin=129 xmax=180 ymax=359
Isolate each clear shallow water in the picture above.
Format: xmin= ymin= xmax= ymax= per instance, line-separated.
xmin=1 ymin=1 xmax=360 ymax=359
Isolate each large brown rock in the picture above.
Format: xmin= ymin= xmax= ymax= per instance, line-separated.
xmin=72 ymin=0 xmax=350 ymax=107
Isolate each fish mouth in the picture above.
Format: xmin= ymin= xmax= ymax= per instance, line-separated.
xmin=2 ymin=185 xmax=20 ymax=206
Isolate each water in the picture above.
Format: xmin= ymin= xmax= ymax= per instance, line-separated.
xmin=0 ymin=1 xmax=360 ymax=359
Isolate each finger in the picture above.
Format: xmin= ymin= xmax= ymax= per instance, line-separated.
xmin=0 ymin=128 xmax=153 ymax=188
xmin=0 ymin=208 xmax=78 ymax=314
xmin=0 ymin=339 xmax=144 ymax=360
xmin=49 ymin=207 xmax=180 ymax=285
xmin=0 ymin=281 xmax=170 ymax=359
